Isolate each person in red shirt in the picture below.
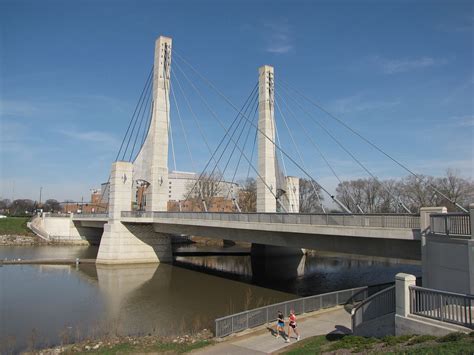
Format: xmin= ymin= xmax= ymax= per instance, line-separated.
xmin=288 ymin=309 xmax=300 ymax=341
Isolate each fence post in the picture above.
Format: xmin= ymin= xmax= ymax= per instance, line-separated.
xmin=395 ymin=273 xmax=416 ymax=317
xmin=440 ymin=294 xmax=444 ymax=322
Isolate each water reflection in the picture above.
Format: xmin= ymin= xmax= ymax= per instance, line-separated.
xmin=174 ymin=250 xmax=421 ymax=296
xmin=1 ymin=257 xmax=294 ymax=353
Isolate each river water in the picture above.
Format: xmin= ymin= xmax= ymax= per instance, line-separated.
xmin=0 ymin=245 xmax=421 ymax=352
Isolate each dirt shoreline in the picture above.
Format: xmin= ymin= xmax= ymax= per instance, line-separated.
xmin=18 ymin=329 xmax=214 ymax=354
xmin=0 ymin=234 xmax=49 ymax=246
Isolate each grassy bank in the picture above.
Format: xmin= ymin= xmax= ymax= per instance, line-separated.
xmin=281 ymin=331 xmax=474 ymax=354
xmin=0 ymin=217 xmax=32 ymax=235
xmin=16 ymin=331 xmax=214 ymax=355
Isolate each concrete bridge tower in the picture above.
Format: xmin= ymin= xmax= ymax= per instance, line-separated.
xmin=257 ymin=65 xmax=277 ymax=213
xmin=133 ymin=36 xmax=172 ymax=211
xmin=96 ymin=36 xmax=173 ymax=264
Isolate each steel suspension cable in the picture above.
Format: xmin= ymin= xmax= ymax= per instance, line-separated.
xmin=173 ymin=57 xmax=288 ymax=212
xmin=212 ymin=92 xmax=259 ymax=197
xmin=173 ymin=50 xmax=340 ymax=213
xmin=181 ymin=79 xmax=258 ymax=203
xmin=115 ymin=66 xmax=154 ymax=162
xmin=280 ymin=79 xmax=467 ymax=213
xmin=122 ymin=69 xmax=153 ymax=161
xmin=170 ymin=80 xmax=197 ymax=173
xmin=274 ymin=94 xmax=327 ymax=213
xmin=170 ymin=67 xmax=224 ymax=177
xmin=276 ymin=91 xmax=363 ymax=213
xmin=277 ymin=82 xmax=411 ymax=213
xmin=225 ymin=101 xmax=259 ymax=201
xmin=129 ymin=81 xmax=153 ymax=161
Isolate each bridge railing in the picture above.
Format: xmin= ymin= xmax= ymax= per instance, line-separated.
xmin=409 ymin=286 xmax=474 ymax=329
xmin=122 ymin=211 xmax=420 ymax=229
xmin=214 ymin=286 xmax=368 ymax=338
xmin=351 ymin=285 xmax=395 ymax=333
xmin=72 ymin=213 xmax=108 ymax=219
xmin=430 ymin=213 xmax=471 ymax=238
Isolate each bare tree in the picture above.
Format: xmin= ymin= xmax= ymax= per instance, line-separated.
xmin=434 ymin=169 xmax=474 ymax=211
xmin=43 ymin=199 xmax=61 ymax=212
xmin=10 ymin=199 xmax=35 ymax=216
xmin=184 ymin=173 xmax=224 ymax=211
xmin=299 ymin=179 xmax=324 ymax=213
xmin=238 ymin=177 xmax=257 ymax=212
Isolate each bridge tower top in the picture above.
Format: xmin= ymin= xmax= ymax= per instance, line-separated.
xmin=257 ymin=65 xmax=277 ymax=212
xmin=133 ymin=35 xmax=172 ymax=211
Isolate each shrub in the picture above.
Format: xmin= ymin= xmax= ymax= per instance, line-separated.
xmin=436 ymin=332 xmax=466 ymax=343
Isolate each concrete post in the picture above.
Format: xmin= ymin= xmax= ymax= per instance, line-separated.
xmin=133 ymin=36 xmax=172 ymax=212
xmin=419 ymin=207 xmax=447 ymax=286
xmin=419 ymin=206 xmax=447 ymax=234
xmin=108 ymin=161 xmax=133 ymax=220
xmin=285 ymin=176 xmax=300 ymax=213
xmin=395 ymin=273 xmax=416 ymax=317
xmin=470 ymin=203 xmax=474 ymax=239
xmin=257 ymin=65 xmax=277 ymax=213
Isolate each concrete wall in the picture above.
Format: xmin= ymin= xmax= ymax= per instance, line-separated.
xmin=37 ymin=215 xmax=101 ymax=245
xmin=395 ymin=314 xmax=471 ymax=336
xmin=422 ymin=235 xmax=474 ymax=294
xmin=353 ymin=312 xmax=395 ymax=337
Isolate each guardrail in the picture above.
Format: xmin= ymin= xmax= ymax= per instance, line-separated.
xmin=72 ymin=213 xmax=108 ymax=219
xmin=409 ymin=286 xmax=473 ymax=329
xmin=41 ymin=212 xmax=72 ymax=218
xmin=122 ymin=211 xmax=420 ymax=229
xmin=214 ymin=286 xmax=368 ymax=338
xmin=352 ymin=285 xmax=395 ymax=332
xmin=430 ymin=213 xmax=471 ymax=238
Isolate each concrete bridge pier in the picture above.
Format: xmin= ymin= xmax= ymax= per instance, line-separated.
xmin=251 ymin=244 xmax=306 ymax=279
xmin=96 ymin=161 xmax=172 ymax=264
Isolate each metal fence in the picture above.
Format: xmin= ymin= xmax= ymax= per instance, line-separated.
xmin=430 ymin=213 xmax=471 ymax=237
xmin=409 ymin=286 xmax=474 ymax=329
xmin=72 ymin=213 xmax=108 ymax=219
xmin=351 ymin=285 xmax=395 ymax=332
xmin=214 ymin=286 xmax=368 ymax=338
xmin=122 ymin=211 xmax=420 ymax=229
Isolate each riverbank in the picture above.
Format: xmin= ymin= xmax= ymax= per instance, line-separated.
xmin=20 ymin=329 xmax=214 ymax=355
xmin=0 ymin=234 xmax=47 ymax=246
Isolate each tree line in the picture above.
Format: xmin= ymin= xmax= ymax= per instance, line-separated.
xmin=0 ymin=199 xmax=61 ymax=216
xmin=303 ymin=169 xmax=473 ymax=214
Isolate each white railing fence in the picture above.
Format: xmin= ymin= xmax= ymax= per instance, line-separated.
xmin=409 ymin=286 xmax=473 ymax=329
xmin=430 ymin=213 xmax=471 ymax=237
xmin=351 ymin=285 xmax=395 ymax=333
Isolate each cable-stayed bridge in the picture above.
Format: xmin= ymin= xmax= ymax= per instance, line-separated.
xmin=34 ymin=36 xmax=472 ymax=267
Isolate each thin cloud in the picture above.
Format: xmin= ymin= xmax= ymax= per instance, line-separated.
xmin=264 ymin=20 xmax=293 ymax=54
xmin=329 ymin=93 xmax=400 ymax=114
xmin=58 ymin=129 xmax=118 ymax=149
xmin=372 ymin=55 xmax=448 ymax=74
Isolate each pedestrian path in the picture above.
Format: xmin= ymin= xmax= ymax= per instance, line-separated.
xmin=192 ymin=307 xmax=352 ymax=355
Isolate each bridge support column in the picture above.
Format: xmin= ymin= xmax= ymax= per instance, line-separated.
xmin=257 ymin=65 xmax=277 ymax=213
xmin=97 ymin=161 xmax=172 ymax=264
xmin=251 ymin=244 xmax=306 ymax=279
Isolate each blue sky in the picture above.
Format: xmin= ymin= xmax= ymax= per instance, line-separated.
xmin=1 ymin=0 xmax=473 ymax=202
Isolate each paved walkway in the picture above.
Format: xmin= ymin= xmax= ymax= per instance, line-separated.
xmin=192 ymin=307 xmax=352 ymax=355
